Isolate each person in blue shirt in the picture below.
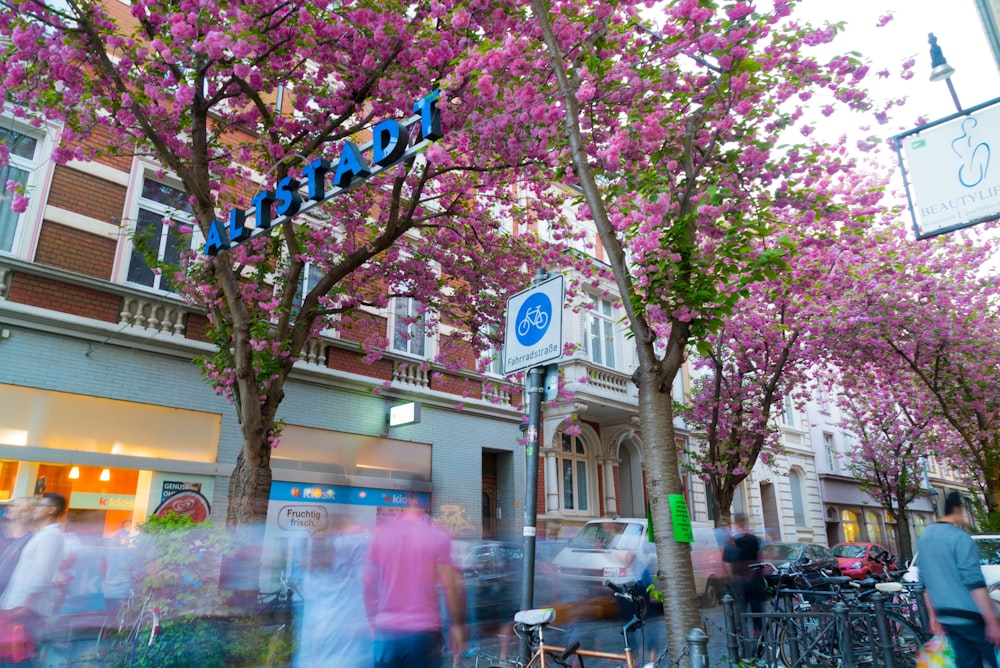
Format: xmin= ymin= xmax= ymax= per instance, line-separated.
xmin=918 ymin=491 xmax=1000 ymax=667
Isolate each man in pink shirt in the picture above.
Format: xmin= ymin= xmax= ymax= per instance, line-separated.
xmin=365 ymin=500 xmax=465 ymax=668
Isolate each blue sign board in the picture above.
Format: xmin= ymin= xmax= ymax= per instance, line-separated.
xmin=503 ymin=274 xmax=564 ymax=374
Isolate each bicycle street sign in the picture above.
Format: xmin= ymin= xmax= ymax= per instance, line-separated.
xmin=504 ymin=274 xmax=564 ymax=374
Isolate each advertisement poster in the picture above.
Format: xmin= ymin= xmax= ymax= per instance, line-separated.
xmin=150 ymin=476 xmax=215 ymax=524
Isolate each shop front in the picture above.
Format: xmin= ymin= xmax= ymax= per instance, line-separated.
xmin=820 ymin=476 xmax=935 ymax=557
xmin=0 ymin=383 xmax=227 ymax=536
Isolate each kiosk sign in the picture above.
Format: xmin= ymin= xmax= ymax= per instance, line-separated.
xmin=503 ymin=275 xmax=564 ymax=374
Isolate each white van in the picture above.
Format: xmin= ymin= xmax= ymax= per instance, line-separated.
xmin=551 ymin=518 xmax=728 ymax=606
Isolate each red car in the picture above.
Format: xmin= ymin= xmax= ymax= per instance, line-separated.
xmin=831 ymin=542 xmax=896 ymax=580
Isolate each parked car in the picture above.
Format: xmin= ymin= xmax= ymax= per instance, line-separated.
xmin=550 ymin=518 xmax=728 ymax=607
xmin=906 ymin=534 xmax=1000 ymax=589
xmin=551 ymin=518 xmax=655 ymax=600
xmin=758 ymin=542 xmax=842 ymax=583
xmin=831 ymin=542 xmax=897 ymax=580
xmin=455 ymin=541 xmax=524 ymax=622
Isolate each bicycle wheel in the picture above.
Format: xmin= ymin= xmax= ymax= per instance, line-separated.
xmin=883 ymin=613 xmax=922 ymax=668
xmin=777 ymin=615 xmax=837 ymax=667
xmin=123 ymin=608 xmax=161 ymax=666
xmin=95 ymin=609 xmax=128 ymax=660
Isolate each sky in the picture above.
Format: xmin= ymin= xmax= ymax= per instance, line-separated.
xmin=796 ymin=0 xmax=1000 ymax=138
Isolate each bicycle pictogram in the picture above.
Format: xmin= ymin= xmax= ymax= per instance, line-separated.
xmin=517 ymin=304 xmax=549 ymax=337
xmin=514 ymin=293 xmax=552 ymax=346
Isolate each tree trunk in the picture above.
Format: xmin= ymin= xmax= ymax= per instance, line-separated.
xmin=637 ymin=369 xmax=704 ymax=661
xmin=895 ymin=508 xmax=914 ymax=565
xmin=227 ymin=448 xmax=273 ymax=527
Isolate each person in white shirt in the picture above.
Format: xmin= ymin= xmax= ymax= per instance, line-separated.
xmin=0 ymin=494 xmax=66 ymax=617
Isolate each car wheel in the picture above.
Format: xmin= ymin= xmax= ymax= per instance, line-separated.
xmin=701 ymin=579 xmax=720 ymax=608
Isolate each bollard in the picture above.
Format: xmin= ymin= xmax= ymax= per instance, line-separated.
xmin=871 ymin=592 xmax=897 ymax=668
xmin=687 ymin=627 xmax=710 ymax=668
xmin=722 ymin=594 xmax=740 ymax=662
xmin=833 ymin=602 xmax=857 ymax=668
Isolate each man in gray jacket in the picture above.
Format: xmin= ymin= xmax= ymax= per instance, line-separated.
xmin=918 ymin=491 xmax=1000 ymax=666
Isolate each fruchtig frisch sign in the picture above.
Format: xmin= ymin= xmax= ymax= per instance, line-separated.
xmin=895 ymin=96 xmax=1000 ymax=239
xmin=203 ymin=91 xmax=442 ymax=256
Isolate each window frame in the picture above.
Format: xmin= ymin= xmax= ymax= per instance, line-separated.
xmin=583 ymin=293 xmax=621 ymax=370
xmin=389 ymin=295 xmax=432 ymax=359
xmin=554 ymin=430 xmax=596 ymax=517
xmin=116 ymin=160 xmax=203 ymax=293
xmin=788 ymin=468 xmax=807 ymax=527
xmin=0 ymin=114 xmax=59 ymax=260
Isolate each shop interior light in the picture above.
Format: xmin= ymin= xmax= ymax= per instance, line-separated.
xmin=99 ymin=468 xmax=111 ymax=482
xmin=69 ymin=466 xmax=80 ymax=480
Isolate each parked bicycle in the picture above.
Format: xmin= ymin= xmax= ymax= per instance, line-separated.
xmin=257 ymin=570 xmax=297 ymax=629
xmin=95 ymin=592 xmax=161 ymax=667
xmin=475 ymin=580 xmax=675 ymax=668
xmin=747 ymin=560 xmax=923 ymax=667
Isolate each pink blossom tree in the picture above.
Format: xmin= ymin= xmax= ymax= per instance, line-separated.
xmin=0 ymin=0 xmax=571 ymax=526
xmin=681 ymin=281 xmax=808 ymax=530
xmin=522 ymin=0 xmax=893 ymax=653
xmin=820 ymin=222 xmax=1000 ymax=518
xmin=837 ymin=366 xmax=948 ymax=562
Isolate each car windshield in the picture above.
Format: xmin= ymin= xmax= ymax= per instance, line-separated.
xmin=976 ymin=538 xmax=1000 ymax=566
xmin=569 ymin=522 xmax=642 ymax=550
xmin=760 ymin=543 xmax=801 ymax=562
xmin=832 ymin=545 xmax=866 ymax=558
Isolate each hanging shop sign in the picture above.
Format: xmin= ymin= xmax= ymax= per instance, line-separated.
xmin=203 ymin=91 xmax=443 ymax=256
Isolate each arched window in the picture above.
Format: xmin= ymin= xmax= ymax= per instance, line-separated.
xmin=864 ymin=511 xmax=884 ymax=545
xmin=558 ymin=431 xmax=592 ymax=514
xmin=789 ymin=469 xmax=807 ymax=527
xmin=842 ymin=509 xmax=861 ymax=542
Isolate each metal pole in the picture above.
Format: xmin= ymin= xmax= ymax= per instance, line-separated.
xmin=687 ymin=627 xmax=709 ymax=668
xmin=945 ymin=78 xmax=963 ymax=113
xmin=912 ymin=583 xmax=931 ymax=636
xmin=871 ymin=592 xmax=897 ymax=668
xmin=722 ymin=594 xmax=740 ymax=661
xmin=833 ymin=602 xmax=856 ymax=668
xmin=519 ymin=269 xmax=548 ymax=664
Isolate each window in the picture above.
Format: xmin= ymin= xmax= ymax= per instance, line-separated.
xmin=705 ymin=479 xmax=716 ymax=523
xmin=864 ymin=510 xmax=883 ymax=545
xmin=782 ymin=395 xmax=795 ymax=427
xmin=842 ymin=509 xmax=860 ymax=542
xmin=823 ymin=433 xmax=836 ymax=472
xmin=479 ymin=325 xmax=504 ymax=376
xmin=294 ymin=262 xmax=325 ymax=311
xmin=0 ymin=125 xmax=42 ymax=254
xmin=789 ymin=469 xmax=806 ymax=527
xmin=391 ymin=297 xmax=427 ymax=357
xmin=731 ymin=482 xmax=746 ymax=516
xmin=586 ymin=295 xmax=617 ymax=369
xmin=125 ymin=175 xmax=194 ymax=291
xmin=557 ymin=432 xmax=591 ymax=513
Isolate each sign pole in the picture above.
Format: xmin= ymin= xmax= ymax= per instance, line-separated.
xmin=519 ymin=268 xmax=548 ymax=664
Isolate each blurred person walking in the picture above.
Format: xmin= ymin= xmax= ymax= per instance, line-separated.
xmin=365 ymin=501 xmax=465 ymax=668
xmin=294 ymin=512 xmax=372 ymax=668
xmin=0 ymin=493 xmax=67 ymax=667
xmin=0 ymin=499 xmax=37 ymax=598
xmin=919 ymin=491 xmax=1000 ymax=667
xmin=724 ymin=513 xmax=764 ymax=637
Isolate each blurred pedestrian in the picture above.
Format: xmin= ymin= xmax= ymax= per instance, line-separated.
xmin=919 ymin=491 xmax=1000 ymax=667
xmin=365 ymin=501 xmax=465 ymax=668
xmin=0 ymin=499 xmax=37 ymax=598
xmin=294 ymin=512 xmax=372 ymax=668
xmin=723 ymin=513 xmax=764 ymax=637
xmin=0 ymin=493 xmax=67 ymax=667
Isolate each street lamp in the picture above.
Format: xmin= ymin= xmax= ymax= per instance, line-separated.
xmin=928 ymin=33 xmax=963 ymax=113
